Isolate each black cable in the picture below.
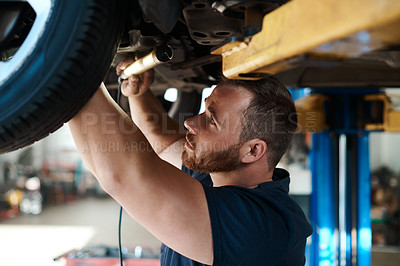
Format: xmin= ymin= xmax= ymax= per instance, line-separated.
xmin=117 ymin=80 xmax=124 ymax=266
xmin=118 ymin=205 xmax=123 ymax=266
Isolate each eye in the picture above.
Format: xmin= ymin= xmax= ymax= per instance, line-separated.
xmin=209 ymin=116 xmax=216 ymax=125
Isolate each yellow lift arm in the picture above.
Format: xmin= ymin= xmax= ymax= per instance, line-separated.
xmin=212 ymin=0 xmax=400 ymax=80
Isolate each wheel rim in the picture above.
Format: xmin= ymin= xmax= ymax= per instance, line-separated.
xmin=0 ymin=0 xmax=53 ymax=86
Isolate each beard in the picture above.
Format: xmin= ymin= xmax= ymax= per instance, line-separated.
xmin=182 ymin=137 xmax=242 ymax=173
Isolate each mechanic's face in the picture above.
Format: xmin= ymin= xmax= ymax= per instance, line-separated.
xmin=182 ymin=84 xmax=252 ymax=173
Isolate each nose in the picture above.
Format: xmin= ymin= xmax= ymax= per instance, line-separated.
xmin=184 ymin=115 xmax=200 ymax=134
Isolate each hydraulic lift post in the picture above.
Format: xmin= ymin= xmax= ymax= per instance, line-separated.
xmin=309 ymin=128 xmax=371 ymax=266
xmin=295 ymin=89 xmax=400 ymax=265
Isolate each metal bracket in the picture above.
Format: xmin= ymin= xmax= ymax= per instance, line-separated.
xmin=364 ymin=94 xmax=400 ymax=132
xmin=296 ymin=93 xmax=400 ymax=133
xmin=295 ymin=94 xmax=329 ymax=133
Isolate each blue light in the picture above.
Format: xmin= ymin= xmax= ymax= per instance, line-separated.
xmin=356 ymin=31 xmax=370 ymax=44
xmin=319 ymin=228 xmax=332 ymax=249
xmin=319 ymin=227 xmax=336 ymax=264
xmin=320 ymin=260 xmax=331 ymax=266
xmin=359 ymin=227 xmax=372 ymax=251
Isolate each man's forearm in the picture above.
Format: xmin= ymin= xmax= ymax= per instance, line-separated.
xmin=68 ymin=84 xmax=158 ymax=190
xmin=68 ymin=84 xmax=213 ymax=264
xmin=127 ymin=89 xmax=185 ymax=154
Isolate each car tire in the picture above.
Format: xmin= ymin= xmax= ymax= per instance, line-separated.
xmin=0 ymin=0 xmax=126 ymax=153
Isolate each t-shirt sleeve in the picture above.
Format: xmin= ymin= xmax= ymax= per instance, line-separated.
xmin=182 ymin=164 xmax=213 ymax=186
xmin=201 ymin=184 xmax=291 ymax=266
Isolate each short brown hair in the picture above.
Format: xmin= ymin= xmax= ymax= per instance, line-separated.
xmin=219 ymin=76 xmax=297 ymax=169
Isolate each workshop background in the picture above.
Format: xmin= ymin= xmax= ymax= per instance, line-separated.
xmin=0 ymin=88 xmax=399 ymax=266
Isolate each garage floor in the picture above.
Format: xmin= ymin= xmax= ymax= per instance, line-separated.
xmin=2 ymin=196 xmax=400 ymax=266
xmin=0 ymin=197 xmax=161 ymax=266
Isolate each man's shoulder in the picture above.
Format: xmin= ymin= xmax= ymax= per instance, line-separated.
xmin=182 ymin=164 xmax=213 ymax=186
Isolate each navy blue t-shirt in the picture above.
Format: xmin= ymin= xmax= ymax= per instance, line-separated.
xmin=160 ymin=166 xmax=313 ymax=266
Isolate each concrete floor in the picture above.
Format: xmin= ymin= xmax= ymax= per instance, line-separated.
xmin=0 ymin=196 xmax=160 ymax=266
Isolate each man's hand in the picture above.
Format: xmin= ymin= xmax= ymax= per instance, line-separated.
xmin=115 ymin=58 xmax=185 ymax=165
xmin=116 ymin=59 xmax=155 ymax=97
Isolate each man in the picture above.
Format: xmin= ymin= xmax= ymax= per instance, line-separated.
xmin=68 ymin=61 xmax=312 ymax=265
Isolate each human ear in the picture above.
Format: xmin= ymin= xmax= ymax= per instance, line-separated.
xmin=240 ymin=139 xmax=267 ymax=164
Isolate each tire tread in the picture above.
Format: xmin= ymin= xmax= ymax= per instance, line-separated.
xmin=0 ymin=0 xmax=126 ymax=153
